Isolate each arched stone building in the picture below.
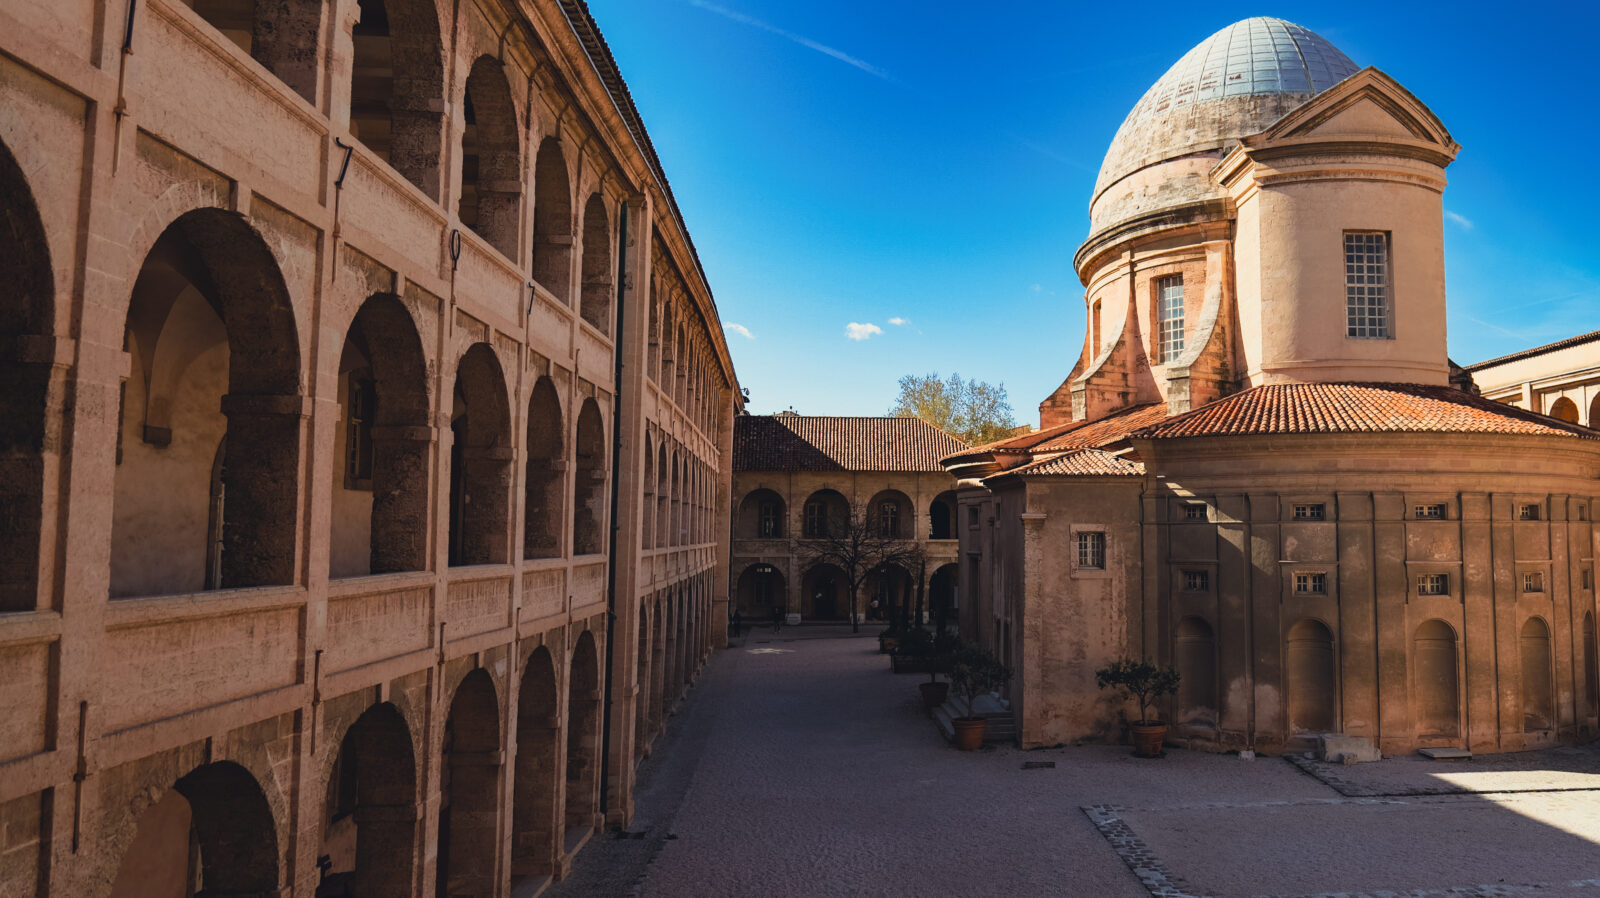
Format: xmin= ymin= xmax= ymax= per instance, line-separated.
xmin=945 ymin=18 xmax=1600 ymax=756
xmin=0 ymin=1 xmax=736 ymax=895
xmin=732 ymin=415 xmax=967 ymax=625
xmin=1469 ymin=330 xmax=1600 ymax=427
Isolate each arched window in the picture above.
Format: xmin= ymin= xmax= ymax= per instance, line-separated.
xmin=524 ymin=377 xmax=563 ymax=559
xmin=737 ymin=564 xmax=785 ymax=619
xmin=868 ymin=490 xmax=912 ymax=539
xmin=438 ymin=671 xmax=500 ymax=897
xmin=929 ymin=491 xmax=957 ymax=540
xmin=1413 ymin=619 xmax=1459 ymax=737
xmin=512 ymin=648 xmax=558 ymax=886
xmin=108 ymin=761 xmax=280 ymax=898
xmin=1286 ymin=619 xmax=1335 ymax=735
xmin=449 ymin=344 xmax=512 ymax=566
xmin=1548 ymin=396 xmax=1579 ymax=424
xmin=531 ymin=138 xmax=573 ymax=303
xmin=458 ymin=55 xmax=521 ymax=258
xmin=349 ymin=0 xmax=445 ymax=198
xmin=179 ymin=0 xmax=320 ymax=101
xmin=802 ymin=490 xmax=848 ymax=539
xmin=1521 ymin=617 xmax=1554 ymax=732
xmin=579 ymin=195 xmax=613 ymax=335
xmin=321 ymin=703 xmax=418 ymax=895
xmin=572 ymin=399 xmax=606 ymax=555
xmin=566 ymin=632 xmax=602 ymax=837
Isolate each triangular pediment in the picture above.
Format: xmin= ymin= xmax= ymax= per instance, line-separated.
xmin=1248 ymin=67 xmax=1459 ymax=153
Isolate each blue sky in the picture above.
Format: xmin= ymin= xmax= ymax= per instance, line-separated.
xmin=588 ymin=1 xmax=1600 ymax=423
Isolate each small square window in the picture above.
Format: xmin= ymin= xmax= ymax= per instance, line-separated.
xmin=1183 ymin=570 xmax=1209 ymax=592
xmin=1522 ymin=572 xmax=1544 ymax=593
xmin=1579 ymin=506 xmax=1588 ymax=522
xmin=1077 ymin=532 xmax=1106 ymax=570
xmin=1417 ymin=573 xmax=1449 ymax=596
xmin=1518 ymin=504 xmax=1541 ymax=521
xmin=1414 ymin=503 xmax=1446 ymax=520
xmin=1582 ymin=568 xmax=1593 ymax=591
xmin=1293 ymin=503 xmax=1326 ymax=521
xmin=1295 ymin=572 xmax=1328 ymax=595
xmin=968 ymin=506 xmax=980 ymax=530
xmin=1184 ymin=503 xmax=1207 ymax=521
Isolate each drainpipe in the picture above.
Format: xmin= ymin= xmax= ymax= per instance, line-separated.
xmin=598 ymin=199 xmax=628 ymax=819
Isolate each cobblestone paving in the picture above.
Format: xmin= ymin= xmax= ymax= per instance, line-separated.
xmin=550 ymin=631 xmax=1600 ymax=898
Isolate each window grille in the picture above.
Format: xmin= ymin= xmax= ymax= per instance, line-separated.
xmin=1522 ymin=571 xmax=1544 ymax=593
xmin=1414 ymin=503 xmax=1446 ymax=520
xmin=1417 ymin=573 xmax=1449 ymax=596
xmin=1293 ymin=503 xmax=1326 ymax=521
xmin=879 ymin=502 xmax=900 ymax=538
xmin=804 ymin=502 xmax=826 ymax=538
xmin=1295 ymin=572 xmax=1328 ymax=595
xmin=1518 ymin=504 xmax=1540 ymax=521
xmin=1184 ymin=503 xmax=1207 ymax=521
xmin=1156 ymin=275 xmax=1185 ymax=361
xmin=1183 ymin=570 xmax=1209 ymax=592
xmin=758 ymin=501 xmax=779 ymax=537
xmin=1345 ymin=231 xmax=1390 ymax=338
xmin=1077 ymin=532 xmax=1106 ymax=570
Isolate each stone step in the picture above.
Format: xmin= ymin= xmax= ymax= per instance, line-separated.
xmin=933 ymin=700 xmax=1014 ymax=745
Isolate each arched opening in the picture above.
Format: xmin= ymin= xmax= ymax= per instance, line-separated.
xmin=736 ymin=488 xmax=785 ymax=539
xmin=929 ymin=564 xmax=958 ymax=632
xmin=330 ymin=294 xmax=430 ymax=578
xmin=641 ymin=436 xmax=656 ymax=549
xmin=801 ymin=489 xmax=849 ymax=539
xmin=1521 ymin=617 xmax=1554 ymax=732
xmin=1585 ymin=611 xmax=1599 ymax=719
xmin=113 ymin=209 xmax=302 ymax=598
xmin=572 ymin=399 xmax=605 ymax=556
xmin=1549 ymin=396 xmax=1580 ymax=424
xmin=735 ymin=564 xmax=785 ymax=621
xmin=348 ymin=0 xmax=445 ymax=198
xmin=512 ymin=647 xmax=558 ymax=885
xmin=867 ymin=490 xmax=912 ymax=539
xmin=321 ymin=702 xmax=418 ymax=895
xmin=579 ymin=195 xmax=612 ymax=335
xmin=524 ymin=376 xmax=563 ymax=559
xmin=458 ymin=55 xmax=521 ymax=258
xmin=0 ymin=137 xmax=54 ymax=612
xmin=1413 ymin=619 xmax=1459 ymax=738
xmin=650 ymin=599 xmax=667 ymax=735
xmin=1589 ymin=394 xmax=1600 ymax=428
xmin=177 ymin=0 xmax=320 ymax=101
xmin=1286 ymin=619 xmax=1336 ymax=735
xmin=654 ymin=444 xmax=668 ymax=550
xmin=565 ymin=631 xmax=601 ymax=842
xmin=668 ymin=456 xmax=681 ymax=547
xmin=108 ymin=760 xmax=279 ymax=898
xmin=449 ymin=344 xmax=512 ymax=566
xmin=1175 ymin=616 xmax=1217 ymax=728
xmin=531 ymin=138 xmax=573 ymax=303
xmin=865 ymin=563 xmax=914 ymax=625
xmin=634 ymin=604 xmax=651 ymax=762
xmin=929 ymin=491 xmax=957 ymax=540
xmin=438 ymin=670 xmax=500 ymax=898
xmin=801 ymin=564 xmax=847 ymax=621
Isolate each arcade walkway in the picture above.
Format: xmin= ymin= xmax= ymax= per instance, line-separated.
xmin=550 ymin=629 xmax=1600 ymax=898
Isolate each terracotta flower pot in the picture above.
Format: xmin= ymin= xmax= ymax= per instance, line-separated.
xmin=919 ymin=681 xmax=950 ymax=710
xmin=953 ymin=716 xmax=987 ymax=751
xmin=1130 ymin=722 xmax=1168 ymax=758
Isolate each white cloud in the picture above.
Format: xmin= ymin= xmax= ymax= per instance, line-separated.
xmin=1030 ymin=284 xmax=1043 ymax=293
xmin=887 ymin=317 xmax=908 ymax=326
xmin=688 ymin=0 xmax=889 ymax=80
xmin=844 ymin=322 xmax=883 ymax=341
xmin=1444 ymin=210 xmax=1474 ymax=230
xmin=724 ymin=322 xmax=754 ymax=340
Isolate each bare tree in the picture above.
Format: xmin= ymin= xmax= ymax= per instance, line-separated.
xmin=800 ymin=499 xmax=920 ymax=634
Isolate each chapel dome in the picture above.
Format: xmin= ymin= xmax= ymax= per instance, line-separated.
xmin=1086 ymin=17 xmax=1358 ymax=245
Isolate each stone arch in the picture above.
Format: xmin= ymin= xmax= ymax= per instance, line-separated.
xmin=801 ymin=563 xmax=848 ymax=621
xmin=449 ymin=343 xmax=512 ymax=565
xmin=650 ymin=596 xmax=667 ymax=734
xmin=572 ymin=398 xmax=606 ymax=555
xmin=113 ymin=208 xmax=302 ymax=598
xmin=1286 ymin=619 xmax=1336 ymax=735
xmin=107 ymin=760 xmax=280 ymax=898
xmin=1586 ymin=611 xmax=1599 ymax=719
xmin=1521 ymin=617 xmax=1554 ymax=732
xmin=867 ymin=489 xmax=913 ymax=538
xmin=180 ymin=0 xmax=321 ymax=102
xmin=1549 ymin=396 xmax=1580 ymax=424
xmin=349 ymin=0 xmax=446 ymax=198
xmin=1589 ymin=394 xmax=1600 ymax=428
xmin=0 ymin=135 xmax=54 ymax=612
xmin=566 ymin=630 xmax=602 ymax=839
xmin=579 ymin=194 xmax=613 ymax=335
xmin=321 ymin=702 xmax=419 ymax=896
xmin=929 ymin=563 xmax=958 ymax=630
xmin=642 ymin=434 xmax=656 ymax=548
xmin=438 ymin=669 xmax=501 ymax=898
xmin=930 ymin=490 xmax=958 ymax=540
xmin=801 ymin=488 xmax=849 ymax=539
xmin=532 ymin=138 xmax=573 ymax=303
xmin=1175 ymin=616 xmax=1218 ymax=728
xmin=459 ymin=54 xmax=522 ymax=258
xmin=524 ymin=376 xmax=564 ymax=559
xmin=654 ymin=443 xmax=669 ymax=549
xmin=1413 ymin=619 xmax=1459 ymax=738
xmin=331 ymin=293 xmax=431 ymax=577
xmin=736 ymin=488 xmax=786 ymax=541
xmin=735 ymin=563 xmax=785 ymax=620
xmin=512 ymin=645 xmax=558 ymax=884
xmin=866 ymin=561 xmax=914 ymax=625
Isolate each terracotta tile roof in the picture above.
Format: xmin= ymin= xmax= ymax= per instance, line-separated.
xmin=1134 ymin=383 xmax=1600 ymax=440
xmin=1465 ymin=329 xmax=1600 ymax=372
xmin=994 ymin=449 xmax=1146 ymax=479
xmin=941 ymin=403 xmax=1168 ymax=464
xmin=734 ymin=415 xmax=969 ymax=472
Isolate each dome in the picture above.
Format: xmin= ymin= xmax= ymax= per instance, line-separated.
xmin=1087 ymin=17 xmax=1358 ymax=240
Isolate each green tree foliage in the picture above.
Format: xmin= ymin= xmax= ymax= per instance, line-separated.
xmin=889 ymin=372 xmax=1017 ymax=446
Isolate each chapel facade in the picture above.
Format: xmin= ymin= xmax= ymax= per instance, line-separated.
xmin=945 ymin=18 xmax=1600 ymax=756
xmin=0 ymin=1 xmax=737 ymax=895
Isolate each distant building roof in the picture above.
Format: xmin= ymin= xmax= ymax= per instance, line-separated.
xmin=998 ymin=449 xmax=1146 ymax=479
xmin=942 ymin=403 xmax=1169 ymax=466
xmin=1464 ymin=329 xmax=1600 ymax=372
xmin=734 ymin=415 xmax=969 ymax=473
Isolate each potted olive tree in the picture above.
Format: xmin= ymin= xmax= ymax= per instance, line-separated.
xmin=948 ymin=646 xmax=1012 ymax=750
xmin=1095 ymin=659 xmax=1181 ymax=757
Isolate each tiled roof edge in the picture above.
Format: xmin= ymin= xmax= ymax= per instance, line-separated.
xmin=1465 ymin=330 xmax=1600 ymax=372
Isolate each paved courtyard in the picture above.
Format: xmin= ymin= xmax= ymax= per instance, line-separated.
xmin=550 ymin=629 xmax=1600 ymax=897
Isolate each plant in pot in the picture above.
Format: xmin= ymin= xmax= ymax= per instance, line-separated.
xmin=948 ymin=645 xmax=1012 ymax=750
xmin=917 ymin=634 xmax=961 ymax=710
xmin=1094 ymin=659 xmax=1181 ymax=758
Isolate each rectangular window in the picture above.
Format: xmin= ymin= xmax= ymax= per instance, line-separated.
xmin=345 ymin=372 xmax=376 ymax=487
xmin=1522 ymin=571 xmax=1544 ymax=594
xmin=1156 ymin=275 xmax=1185 ymax=362
xmin=1183 ymin=570 xmax=1209 ymax=592
xmin=1518 ymin=504 xmax=1541 ymax=521
xmin=1414 ymin=503 xmax=1446 ymax=520
xmin=1293 ymin=503 xmax=1326 ymax=521
xmin=1417 ymin=573 xmax=1449 ymax=596
xmin=1582 ymin=568 xmax=1593 ymax=591
xmin=1295 ymin=572 xmax=1328 ymax=595
xmin=1579 ymin=506 xmax=1588 ymax=521
xmin=758 ymin=501 xmax=779 ymax=537
xmin=879 ymin=502 xmax=901 ymax=538
xmin=1077 ymin=532 xmax=1106 ymax=570
xmin=968 ymin=506 xmax=980 ymax=530
xmin=1345 ymin=231 xmax=1390 ymax=338
xmin=804 ymin=502 xmax=825 ymax=538
xmin=1183 ymin=503 xmax=1207 ymax=521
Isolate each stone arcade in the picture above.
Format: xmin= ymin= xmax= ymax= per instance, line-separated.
xmin=0 ymin=0 xmax=737 ymax=894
